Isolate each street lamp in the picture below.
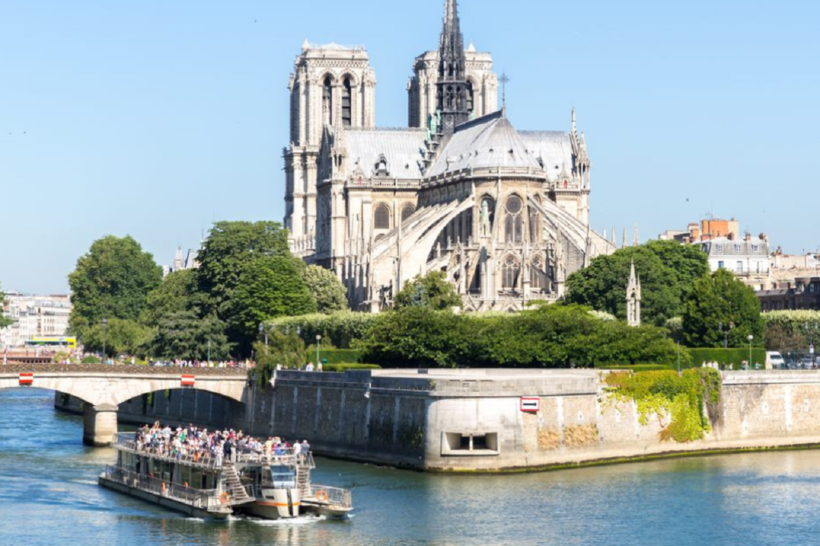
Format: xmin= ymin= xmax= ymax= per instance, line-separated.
xmin=316 ymin=334 xmax=322 ymax=369
xmin=748 ymin=335 xmax=754 ymax=369
xmin=259 ymin=322 xmax=268 ymax=349
xmin=101 ymin=318 xmax=108 ymax=365
xmin=719 ymin=321 xmax=733 ymax=349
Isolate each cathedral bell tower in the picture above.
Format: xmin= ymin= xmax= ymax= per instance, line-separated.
xmin=437 ymin=0 xmax=470 ymax=133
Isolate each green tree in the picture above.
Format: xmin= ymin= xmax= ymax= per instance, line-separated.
xmin=253 ymin=330 xmax=308 ymax=385
xmin=82 ymin=318 xmax=153 ymax=357
xmin=196 ymin=221 xmax=291 ymax=318
xmin=682 ymin=269 xmax=765 ymax=347
xmin=141 ymin=269 xmax=199 ymax=327
xmin=227 ymin=256 xmax=316 ymax=354
xmin=68 ymin=235 xmax=162 ymax=339
xmin=302 ymin=265 xmax=348 ymax=314
xmin=566 ymin=240 xmax=709 ymax=326
xmin=0 ymin=283 xmax=12 ymax=329
xmin=360 ymin=307 xmax=474 ymax=368
xmin=147 ymin=311 xmax=231 ymax=361
xmin=394 ymin=271 xmax=462 ymax=311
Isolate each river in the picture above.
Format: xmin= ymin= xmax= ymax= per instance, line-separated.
xmin=2 ymin=388 xmax=820 ymax=545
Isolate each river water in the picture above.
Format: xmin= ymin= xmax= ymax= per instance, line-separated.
xmin=2 ymin=388 xmax=820 ymax=546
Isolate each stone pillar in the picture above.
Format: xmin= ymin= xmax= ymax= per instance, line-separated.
xmin=83 ymin=403 xmax=118 ymax=447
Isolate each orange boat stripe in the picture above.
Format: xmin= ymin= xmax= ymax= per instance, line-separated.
xmin=256 ymin=501 xmax=301 ymax=507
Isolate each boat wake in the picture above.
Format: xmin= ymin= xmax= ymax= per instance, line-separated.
xmin=245 ymin=514 xmax=326 ymax=526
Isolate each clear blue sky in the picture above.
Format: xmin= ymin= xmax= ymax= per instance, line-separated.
xmin=1 ymin=0 xmax=818 ymax=294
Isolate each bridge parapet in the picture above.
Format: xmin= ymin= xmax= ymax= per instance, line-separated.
xmin=0 ymin=364 xmax=250 ymax=446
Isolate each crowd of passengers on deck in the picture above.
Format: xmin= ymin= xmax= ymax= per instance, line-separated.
xmin=132 ymin=422 xmax=311 ymax=467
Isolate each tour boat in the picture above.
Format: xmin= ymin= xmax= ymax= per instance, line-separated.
xmin=98 ymin=433 xmax=353 ymax=520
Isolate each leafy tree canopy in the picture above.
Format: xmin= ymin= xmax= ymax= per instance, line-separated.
xmin=253 ymin=331 xmax=308 ymax=385
xmin=394 ymin=271 xmax=462 ymax=311
xmin=227 ymin=255 xmax=316 ymax=354
xmin=81 ymin=318 xmax=153 ymax=357
xmin=360 ymin=307 xmax=474 ymax=368
xmin=302 ymin=265 xmax=348 ymax=314
xmin=196 ymin=221 xmax=291 ymax=318
xmin=682 ymin=269 xmax=765 ymax=347
xmin=68 ymin=235 xmax=163 ymax=339
xmin=565 ymin=240 xmax=709 ymax=326
xmin=0 ymin=283 xmax=12 ymax=329
xmin=141 ymin=269 xmax=199 ymax=327
xmin=147 ymin=311 xmax=231 ymax=361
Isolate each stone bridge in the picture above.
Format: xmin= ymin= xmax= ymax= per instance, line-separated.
xmin=0 ymin=364 xmax=249 ymax=446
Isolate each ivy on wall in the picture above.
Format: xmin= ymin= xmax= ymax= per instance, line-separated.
xmin=604 ymin=368 xmax=721 ymax=443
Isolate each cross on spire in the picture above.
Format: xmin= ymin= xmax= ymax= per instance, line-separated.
xmin=499 ymin=72 xmax=510 ymax=108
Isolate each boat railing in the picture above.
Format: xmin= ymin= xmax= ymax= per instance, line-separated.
xmin=116 ymin=433 xmax=315 ymax=470
xmin=100 ymin=465 xmax=230 ymax=513
xmin=305 ymin=483 xmax=353 ymax=509
xmin=115 ymin=434 xmax=222 ymax=470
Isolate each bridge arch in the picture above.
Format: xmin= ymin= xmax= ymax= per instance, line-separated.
xmin=0 ymin=366 xmax=249 ymax=447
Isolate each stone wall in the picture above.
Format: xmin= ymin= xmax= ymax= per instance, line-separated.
xmin=53 ymin=369 xmax=820 ymax=471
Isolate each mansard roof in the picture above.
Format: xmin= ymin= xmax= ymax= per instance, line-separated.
xmin=344 ymin=128 xmax=426 ymax=180
xmin=426 ymin=110 xmax=543 ymax=177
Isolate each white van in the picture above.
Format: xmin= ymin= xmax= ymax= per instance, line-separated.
xmin=766 ymin=351 xmax=785 ymax=370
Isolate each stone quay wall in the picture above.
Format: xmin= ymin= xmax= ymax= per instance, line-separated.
xmin=54 ymin=369 xmax=820 ymax=471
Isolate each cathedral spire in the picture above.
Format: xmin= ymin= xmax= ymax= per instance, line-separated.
xmin=437 ymin=0 xmax=470 ymax=133
xmin=627 ymin=259 xmax=642 ymax=327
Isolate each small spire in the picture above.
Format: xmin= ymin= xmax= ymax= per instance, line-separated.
xmin=500 ymin=72 xmax=510 ymax=109
xmin=302 ymin=38 xmax=310 ymax=50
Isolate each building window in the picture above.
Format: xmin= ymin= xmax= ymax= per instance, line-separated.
xmin=466 ymin=81 xmax=474 ymax=115
xmin=374 ymin=204 xmax=391 ymax=230
xmin=718 ymin=261 xmax=725 ymax=269
xmin=504 ymin=195 xmax=523 ymax=244
xmin=322 ymin=77 xmax=333 ymax=126
xmin=734 ymin=244 xmax=742 ymax=253
xmin=502 ymin=255 xmax=520 ymax=290
xmin=531 ymin=257 xmax=547 ymax=290
xmin=342 ymin=77 xmax=352 ymax=127
xmin=737 ymin=261 xmax=744 ymax=273
xmin=401 ymin=204 xmax=416 ymax=225
xmin=716 ymin=244 xmax=724 ymax=253
xmin=752 ymin=245 xmax=759 ymax=253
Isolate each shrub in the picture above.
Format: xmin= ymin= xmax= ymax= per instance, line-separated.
xmin=82 ymin=356 xmax=100 ymax=364
xmin=268 ymin=311 xmax=380 ymax=349
xmin=688 ymin=348 xmax=766 ymax=368
xmin=763 ymin=311 xmax=820 ymax=352
xmin=322 ymin=363 xmax=381 ymax=372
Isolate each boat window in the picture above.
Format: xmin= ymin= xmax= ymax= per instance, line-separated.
xmin=270 ymin=465 xmax=296 ymax=489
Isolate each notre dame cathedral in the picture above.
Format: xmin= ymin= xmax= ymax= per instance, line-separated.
xmin=284 ymin=0 xmax=615 ymax=312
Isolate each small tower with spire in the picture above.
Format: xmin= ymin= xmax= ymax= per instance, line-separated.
xmin=626 ymin=259 xmax=642 ymax=327
xmin=437 ymin=0 xmax=470 ymax=133
xmin=173 ymin=246 xmax=184 ymax=272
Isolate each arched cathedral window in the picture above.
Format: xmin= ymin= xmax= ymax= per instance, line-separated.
xmin=342 ymin=77 xmax=352 ymax=127
xmin=531 ymin=257 xmax=547 ymax=290
xmin=322 ymin=77 xmax=333 ymax=126
xmin=401 ymin=204 xmax=416 ymax=224
xmin=504 ymin=195 xmax=524 ymax=244
xmin=502 ymin=255 xmax=520 ymax=291
xmin=374 ymin=204 xmax=391 ymax=230
xmin=529 ymin=205 xmax=540 ymax=242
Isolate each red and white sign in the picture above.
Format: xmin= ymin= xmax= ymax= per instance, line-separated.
xmin=180 ymin=375 xmax=196 ymax=388
xmin=19 ymin=373 xmax=34 ymax=386
xmin=520 ymin=397 xmax=540 ymax=413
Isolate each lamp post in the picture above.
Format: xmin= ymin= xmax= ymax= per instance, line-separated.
xmin=207 ymin=339 xmax=211 ymax=365
xmin=719 ymin=321 xmax=733 ymax=349
xmin=316 ymin=334 xmax=322 ymax=368
xmin=748 ymin=334 xmax=754 ymax=369
xmin=101 ymin=318 xmax=108 ymax=365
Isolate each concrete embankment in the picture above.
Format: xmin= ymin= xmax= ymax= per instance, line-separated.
xmin=55 ymin=369 xmax=820 ymax=471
